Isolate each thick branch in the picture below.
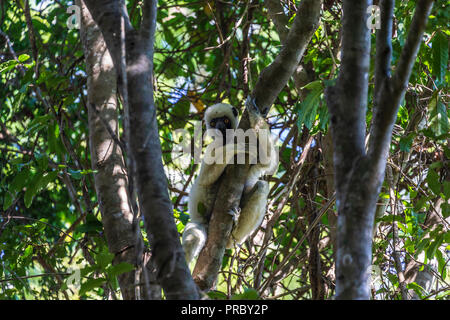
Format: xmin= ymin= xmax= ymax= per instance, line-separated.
xmin=264 ymin=0 xmax=290 ymax=43
xmin=252 ymin=0 xmax=322 ymax=114
xmin=327 ymin=0 xmax=434 ymax=300
xmin=324 ymin=0 xmax=375 ymax=300
xmin=392 ymin=0 xmax=434 ymax=93
xmin=78 ymin=0 xmax=136 ymax=299
xmin=192 ymin=0 xmax=323 ymax=291
xmin=83 ymin=0 xmax=199 ymax=299
xmin=82 ymin=0 xmax=126 ymax=74
xmin=140 ymin=0 xmax=157 ymax=46
xmin=368 ymin=0 xmax=434 ymax=174
xmin=374 ymin=0 xmax=394 ymax=102
xmin=326 ymin=0 xmax=371 ymax=207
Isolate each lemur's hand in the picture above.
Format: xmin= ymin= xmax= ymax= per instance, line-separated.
xmin=245 ymin=96 xmax=261 ymax=115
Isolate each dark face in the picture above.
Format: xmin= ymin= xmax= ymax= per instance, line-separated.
xmin=209 ymin=116 xmax=233 ymax=144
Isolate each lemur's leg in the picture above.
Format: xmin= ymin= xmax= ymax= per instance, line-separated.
xmin=226 ymin=180 xmax=269 ymax=249
xmin=182 ymin=222 xmax=207 ymax=264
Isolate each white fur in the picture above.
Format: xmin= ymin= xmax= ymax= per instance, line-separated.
xmin=182 ymin=222 xmax=207 ymax=264
xmin=182 ymin=103 xmax=277 ymax=263
xmin=204 ymin=103 xmax=238 ymax=129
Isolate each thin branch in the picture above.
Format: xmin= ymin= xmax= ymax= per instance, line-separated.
xmin=259 ymin=193 xmax=335 ymax=292
xmin=0 ymin=273 xmax=71 ymax=283
xmin=5 ymin=216 xmax=93 ymax=251
xmin=264 ymin=0 xmax=290 ymax=43
xmin=374 ymin=0 xmax=394 ymax=102
xmin=368 ymin=0 xmax=434 ymax=169
xmin=392 ymin=0 xmax=434 ymax=93
xmin=192 ymin=0 xmax=323 ymax=291
xmin=252 ymin=0 xmax=323 ymax=114
xmin=140 ymin=0 xmax=157 ymax=47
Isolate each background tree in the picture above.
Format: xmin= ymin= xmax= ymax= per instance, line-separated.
xmin=325 ymin=0 xmax=436 ymax=299
xmin=0 ymin=0 xmax=448 ymax=300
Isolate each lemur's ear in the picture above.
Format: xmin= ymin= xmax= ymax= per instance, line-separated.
xmin=232 ymin=107 xmax=238 ymax=118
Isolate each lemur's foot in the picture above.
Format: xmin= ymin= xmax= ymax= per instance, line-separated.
xmin=227 ymin=207 xmax=241 ymax=223
xmin=246 ymin=95 xmax=269 ymax=116
xmin=245 ymin=96 xmax=260 ymax=114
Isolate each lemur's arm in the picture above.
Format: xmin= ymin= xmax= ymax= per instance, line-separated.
xmin=195 ymin=141 xmax=257 ymax=186
xmin=245 ymin=97 xmax=278 ymax=190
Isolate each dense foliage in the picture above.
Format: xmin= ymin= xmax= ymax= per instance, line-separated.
xmin=0 ymin=0 xmax=449 ymax=299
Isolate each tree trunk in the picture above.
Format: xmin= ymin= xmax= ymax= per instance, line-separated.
xmin=81 ymin=0 xmax=199 ymax=299
xmin=79 ymin=2 xmax=137 ymax=299
xmin=326 ymin=0 xmax=434 ymax=299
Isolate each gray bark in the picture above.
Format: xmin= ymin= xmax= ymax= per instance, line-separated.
xmin=81 ymin=0 xmax=199 ymax=299
xmin=79 ymin=1 xmax=137 ymax=299
xmin=264 ymin=0 xmax=289 ymax=43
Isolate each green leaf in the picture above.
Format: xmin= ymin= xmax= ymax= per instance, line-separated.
xmin=207 ymin=291 xmax=228 ymax=300
xmin=36 ymin=171 xmax=58 ymax=191
xmin=36 ymin=154 xmax=49 ymax=171
xmin=399 ymin=133 xmax=415 ymax=152
xmin=47 ymin=122 xmax=57 ymax=154
xmin=0 ymin=59 xmax=19 ymax=74
xmin=21 ymin=170 xmax=57 ymax=209
xmin=10 ymin=168 xmax=31 ymax=193
xmin=444 ymin=231 xmax=450 ymax=245
xmin=428 ymin=91 xmax=449 ymax=137
xmin=426 ymin=169 xmax=441 ymax=196
xmin=443 ymin=181 xmax=450 ymax=199
xmin=14 ymin=90 xmax=26 ymax=113
xmin=68 ymin=169 xmax=83 ymax=180
xmin=415 ymin=238 xmax=430 ymax=256
xmin=172 ymin=100 xmax=190 ymax=129
xmin=76 ymin=214 xmax=103 ymax=234
xmin=413 ymin=196 xmax=428 ymax=212
xmin=432 ymin=31 xmax=449 ymax=85
xmin=3 ymin=193 xmax=14 ymax=211
xmin=28 ymin=114 xmax=52 ymax=129
xmin=441 ymin=202 xmax=450 ymax=219
xmin=96 ymin=251 xmax=114 ymax=270
xmin=426 ymin=234 xmax=443 ymax=259
xmin=301 ymin=80 xmax=323 ymax=91
xmin=296 ymin=88 xmax=322 ymax=130
xmin=436 ymin=98 xmax=449 ymax=135
xmin=24 ymin=173 xmax=43 ymax=208
xmin=317 ymin=104 xmax=329 ymax=131
xmin=22 ymin=245 xmax=33 ymax=259
xmin=407 ymin=282 xmax=425 ymax=298
xmin=435 ymin=249 xmax=446 ymax=280
xmin=107 ymin=263 xmax=135 ymax=278
xmin=79 ymin=278 xmax=106 ymax=296
xmin=231 ymin=288 xmax=260 ymax=300
xmin=47 ymin=122 xmax=64 ymax=157
xmin=377 ymin=214 xmax=404 ymax=223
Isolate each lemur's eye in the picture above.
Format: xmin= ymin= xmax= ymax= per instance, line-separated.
xmin=224 ymin=118 xmax=230 ymax=125
xmin=210 ymin=121 xmax=216 ymax=127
